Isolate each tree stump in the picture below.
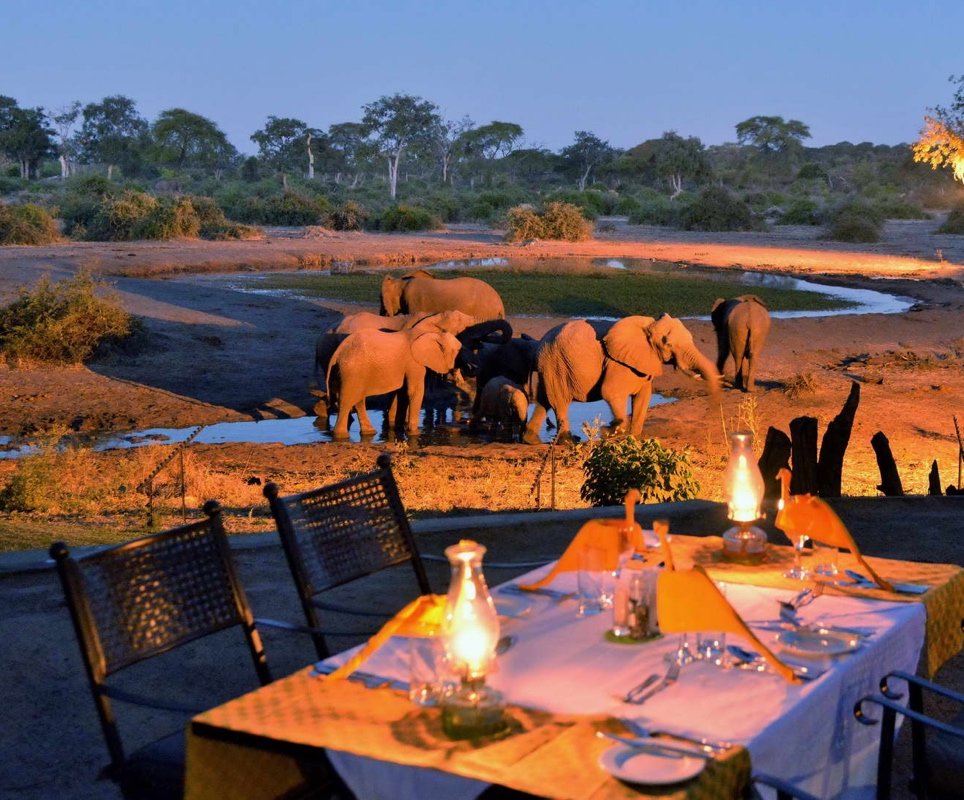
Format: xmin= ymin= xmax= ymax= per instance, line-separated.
xmin=758 ymin=427 xmax=792 ymax=499
xmin=928 ymin=461 xmax=942 ymax=496
xmin=871 ymin=431 xmax=904 ymax=496
xmin=817 ymin=382 xmax=860 ymax=498
xmin=789 ymin=416 xmax=819 ymax=495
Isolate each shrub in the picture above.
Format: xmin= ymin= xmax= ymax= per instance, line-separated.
xmin=375 ymin=204 xmax=443 ymax=232
xmin=546 ymin=189 xmax=606 ymax=219
xmin=938 ymin=204 xmax=964 ymax=234
xmin=84 ymin=190 xmax=157 ymax=241
xmin=871 ymin=198 xmax=929 ymax=220
xmin=796 ymin=163 xmax=828 ymax=181
xmin=133 ymin=197 xmax=201 ymax=239
xmin=262 ymin=192 xmax=329 ymax=226
xmin=822 ymin=201 xmax=882 ymax=243
xmin=580 ymin=436 xmax=699 ymax=507
xmin=627 ymin=195 xmax=676 ymax=226
xmin=678 ymin=186 xmax=759 ymax=231
xmin=614 ymin=195 xmax=641 ymax=215
xmin=778 ymin=199 xmax=822 ymax=226
xmin=0 ymin=272 xmax=135 ymax=365
xmin=504 ymin=201 xmax=591 ymax=242
xmin=0 ymin=202 xmax=60 ymax=244
xmin=465 ymin=189 xmax=529 ymax=223
xmin=327 ymin=200 xmax=369 ymax=231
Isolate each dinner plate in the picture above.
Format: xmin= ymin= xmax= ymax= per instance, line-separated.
xmin=776 ymin=628 xmax=860 ymax=658
xmin=599 ymin=744 xmax=704 ymax=785
xmin=494 ymin=593 xmax=534 ymax=619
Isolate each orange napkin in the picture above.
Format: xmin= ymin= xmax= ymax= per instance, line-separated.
xmin=519 ymin=518 xmax=630 ymax=590
xmin=653 ymin=518 xmax=674 ymax=571
xmin=328 ymin=594 xmax=446 ymax=680
xmin=657 ymin=566 xmax=800 ymax=683
xmin=775 ymin=469 xmax=893 ymax=591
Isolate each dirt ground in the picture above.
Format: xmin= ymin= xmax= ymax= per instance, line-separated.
xmin=0 ymin=217 xmax=963 ymax=527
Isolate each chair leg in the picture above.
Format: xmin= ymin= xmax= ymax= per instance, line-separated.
xmin=877 ymin=705 xmax=897 ymax=800
xmin=906 ymin=680 xmax=931 ymax=800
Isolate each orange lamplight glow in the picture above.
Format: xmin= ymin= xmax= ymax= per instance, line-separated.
xmin=724 ymin=433 xmax=764 ymax=523
xmin=442 ymin=540 xmax=500 ymax=681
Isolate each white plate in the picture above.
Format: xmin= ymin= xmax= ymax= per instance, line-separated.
xmin=599 ymin=744 xmax=704 ymax=785
xmin=494 ymin=594 xmax=534 ymax=619
xmin=777 ymin=628 xmax=860 ymax=658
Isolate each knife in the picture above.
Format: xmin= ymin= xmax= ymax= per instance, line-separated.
xmin=311 ymin=662 xmax=409 ymax=691
xmin=844 ymin=569 xmax=929 ymax=595
xmin=596 ymin=731 xmax=714 ymax=760
xmin=499 ymin=584 xmax=574 ymax=600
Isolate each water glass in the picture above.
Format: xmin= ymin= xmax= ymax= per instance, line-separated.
xmin=812 ymin=542 xmax=840 ymax=577
xmin=577 ymin=544 xmax=607 ymax=617
xmin=696 ymin=631 xmax=727 ymax=665
xmin=409 ymin=637 xmax=445 ymax=707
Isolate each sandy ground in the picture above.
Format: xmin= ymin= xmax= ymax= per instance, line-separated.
xmin=0 ymin=217 xmax=962 ymax=507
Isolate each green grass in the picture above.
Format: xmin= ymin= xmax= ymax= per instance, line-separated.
xmin=261 ymin=266 xmax=854 ymax=317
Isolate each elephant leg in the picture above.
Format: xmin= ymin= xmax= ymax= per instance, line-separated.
xmin=331 ymin=393 xmax=357 ymax=439
xmin=743 ymin=353 xmax=756 ymax=392
xmin=406 ymin=382 xmax=425 ymax=433
xmin=601 ymin=385 xmax=630 ymax=435
xmin=730 ymin=328 xmax=750 ymax=391
xmin=715 ymin=332 xmax=729 ymax=376
xmin=522 ymin=403 xmax=547 ymax=444
xmin=628 ymin=380 xmax=654 ymax=438
xmin=355 ymin=401 xmax=377 ymax=436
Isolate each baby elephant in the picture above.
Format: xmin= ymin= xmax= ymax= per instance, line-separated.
xmin=472 ymin=377 xmax=529 ymax=435
xmin=710 ymin=295 xmax=771 ymax=392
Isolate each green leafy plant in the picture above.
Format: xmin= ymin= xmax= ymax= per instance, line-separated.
xmin=821 ymin=200 xmax=882 ymax=243
xmin=0 ymin=272 xmax=136 ymax=365
xmin=375 ymin=204 xmax=442 ymax=232
xmin=327 ymin=200 xmax=369 ymax=231
xmin=504 ymin=201 xmax=591 ymax=242
xmin=580 ymin=436 xmax=700 ymax=507
xmin=938 ymin=204 xmax=964 ymax=234
xmin=0 ymin=202 xmax=60 ymax=244
xmin=678 ymin=186 xmax=759 ymax=232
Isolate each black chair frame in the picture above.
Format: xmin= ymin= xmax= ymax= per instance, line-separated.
xmin=751 ymin=773 xmax=822 ymax=800
xmin=854 ymin=669 xmax=964 ymax=800
xmin=50 ymin=501 xmax=272 ymax=792
xmin=264 ymin=454 xmax=432 ymax=660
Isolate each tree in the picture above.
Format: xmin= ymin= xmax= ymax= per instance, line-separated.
xmin=735 ymin=115 xmax=811 ymax=155
xmin=560 ymin=130 xmax=614 ymax=190
xmin=152 ymin=108 xmax=236 ymax=177
xmin=913 ymin=75 xmax=964 ymax=185
xmin=361 ymin=94 xmax=442 ymax=199
xmin=51 ymin=101 xmax=81 ymax=179
xmin=459 ymin=120 xmax=525 ymax=187
xmin=250 ymin=116 xmax=319 ymax=187
xmin=626 ymin=131 xmax=710 ymax=197
xmin=431 ymin=116 xmax=474 ymax=184
xmin=326 ymin=122 xmax=374 ymax=187
xmin=78 ymin=95 xmax=149 ymax=179
xmin=0 ymin=97 xmax=55 ymax=179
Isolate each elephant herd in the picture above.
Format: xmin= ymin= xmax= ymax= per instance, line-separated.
xmin=313 ymin=269 xmax=772 ymax=442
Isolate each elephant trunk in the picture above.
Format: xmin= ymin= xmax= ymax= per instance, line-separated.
xmin=457 ymin=319 xmax=513 ymax=351
xmin=676 ymin=345 xmax=722 ymax=406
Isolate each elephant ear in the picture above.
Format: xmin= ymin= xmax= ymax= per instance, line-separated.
xmin=402 ymin=269 xmax=434 ymax=280
xmin=738 ymin=294 xmax=768 ymax=308
xmin=711 ymin=298 xmax=725 ymax=313
xmin=603 ymin=315 xmax=662 ymax=377
xmin=411 ymin=332 xmax=460 ymax=374
xmin=380 ymin=276 xmax=402 ymax=316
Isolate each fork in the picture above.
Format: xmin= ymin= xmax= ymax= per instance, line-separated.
xmin=621 ymin=672 xmax=661 ymax=703
xmin=619 ymin=718 xmax=731 ymax=753
xmin=624 ymin=659 xmax=681 ymax=705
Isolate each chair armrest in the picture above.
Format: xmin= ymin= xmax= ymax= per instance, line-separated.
xmin=101 ymin=684 xmax=204 ymax=714
xmin=255 ymin=617 xmax=378 ymax=638
xmin=752 ymin=773 xmax=821 ymax=800
xmin=854 ymin=694 xmax=964 ymax=739
xmin=881 ymin=670 xmax=964 ymax=705
xmin=422 ymin=553 xmax=554 ymax=570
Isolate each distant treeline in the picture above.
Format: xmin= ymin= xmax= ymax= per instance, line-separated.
xmin=1 ymin=91 xmax=963 ymax=244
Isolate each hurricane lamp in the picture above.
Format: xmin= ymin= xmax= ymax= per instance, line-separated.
xmin=721 ymin=432 xmax=768 ymax=564
xmin=440 ymin=540 xmax=506 ymax=739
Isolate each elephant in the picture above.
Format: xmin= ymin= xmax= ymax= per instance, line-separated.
xmin=326 ymin=329 xmax=464 ymax=438
xmin=380 ymin=270 xmax=505 ymax=320
xmin=522 ymin=314 xmax=721 ymax=444
xmin=470 ymin=333 xmax=540 ymax=419
xmin=471 ymin=377 xmax=529 ymax=433
xmin=333 ymin=309 xmax=477 ymax=336
xmin=710 ymin=295 xmax=771 ymax=392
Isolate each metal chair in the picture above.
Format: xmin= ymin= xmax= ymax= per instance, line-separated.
xmin=751 ymin=774 xmax=822 ymax=800
xmin=263 ymin=454 xmax=433 ymax=660
xmin=854 ymin=670 xmax=964 ymax=799
xmin=51 ymin=502 xmax=311 ymax=799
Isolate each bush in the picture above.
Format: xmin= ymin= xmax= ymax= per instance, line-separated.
xmin=0 ymin=202 xmax=60 ymax=244
xmin=796 ymin=163 xmax=828 ymax=181
xmin=822 ymin=201 xmax=882 ymax=243
xmin=628 ymin=194 xmax=677 ymax=226
xmin=613 ymin=195 xmax=641 ymax=215
xmin=503 ymin=206 xmax=545 ymax=241
xmin=678 ymin=186 xmax=759 ymax=231
xmin=545 ymin=189 xmax=606 ymax=219
xmin=229 ymin=191 xmax=330 ymax=226
xmin=938 ymin=204 xmax=964 ymax=234
xmin=327 ymin=200 xmax=369 ymax=231
xmin=0 ymin=272 xmax=135 ymax=365
xmin=133 ymin=197 xmax=201 ymax=239
xmin=465 ymin=189 xmax=529 ymax=223
xmin=375 ymin=204 xmax=443 ymax=232
xmin=778 ymin=199 xmax=822 ymax=226
xmin=84 ymin=190 xmax=157 ymax=241
xmin=504 ymin=201 xmax=591 ymax=242
xmin=580 ymin=436 xmax=700 ymax=507
xmin=871 ymin=198 xmax=929 ymax=220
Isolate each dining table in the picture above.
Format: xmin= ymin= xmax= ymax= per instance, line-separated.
xmin=185 ymin=534 xmax=963 ymax=800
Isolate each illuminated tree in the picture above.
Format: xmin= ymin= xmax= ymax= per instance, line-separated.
xmin=913 ymin=75 xmax=964 ymax=185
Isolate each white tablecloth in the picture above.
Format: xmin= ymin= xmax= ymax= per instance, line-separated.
xmin=325 ymin=568 xmax=925 ymax=800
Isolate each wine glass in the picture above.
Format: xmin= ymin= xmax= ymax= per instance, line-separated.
xmin=784 ymin=534 xmax=811 ymax=580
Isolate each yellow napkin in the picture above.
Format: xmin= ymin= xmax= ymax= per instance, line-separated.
xmin=519 ymin=519 xmax=628 ymax=590
xmin=328 ymin=594 xmax=446 ymax=680
xmin=657 ymin=566 xmax=800 ymax=683
xmin=775 ymin=469 xmax=894 ymax=591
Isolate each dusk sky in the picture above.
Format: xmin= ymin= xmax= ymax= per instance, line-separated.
xmin=4 ymin=0 xmax=962 ymax=155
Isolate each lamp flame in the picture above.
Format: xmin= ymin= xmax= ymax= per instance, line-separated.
xmin=724 ymin=433 xmax=764 ymax=523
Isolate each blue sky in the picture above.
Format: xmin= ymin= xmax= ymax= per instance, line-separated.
xmin=3 ymin=0 xmax=962 ymax=155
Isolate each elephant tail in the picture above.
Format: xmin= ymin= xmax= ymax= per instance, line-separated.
xmin=326 ymin=362 xmax=342 ymax=414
